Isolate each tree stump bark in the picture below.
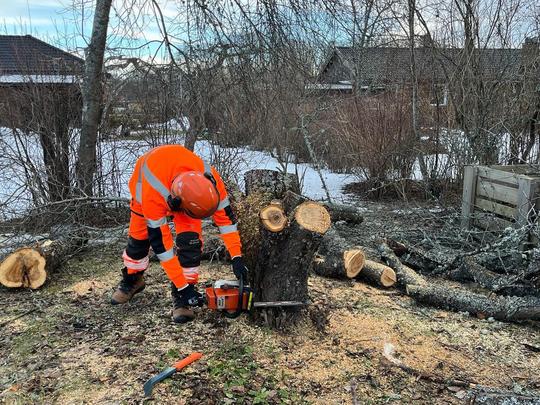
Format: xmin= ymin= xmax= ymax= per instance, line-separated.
xmin=252 ymin=200 xmax=331 ymax=328
xmin=244 ymin=169 xmax=300 ymax=199
xmin=0 ymin=238 xmax=78 ymax=289
xmin=312 ymin=228 xmax=365 ymax=279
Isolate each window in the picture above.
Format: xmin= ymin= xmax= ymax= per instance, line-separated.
xmin=430 ymin=84 xmax=448 ymax=107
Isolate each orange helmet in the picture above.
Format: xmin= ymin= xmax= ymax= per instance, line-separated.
xmin=170 ymin=171 xmax=220 ymax=218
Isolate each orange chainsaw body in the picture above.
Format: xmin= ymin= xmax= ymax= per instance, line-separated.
xmin=205 ymin=280 xmax=253 ymax=312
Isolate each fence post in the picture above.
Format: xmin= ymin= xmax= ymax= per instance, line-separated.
xmin=461 ymin=165 xmax=477 ymax=229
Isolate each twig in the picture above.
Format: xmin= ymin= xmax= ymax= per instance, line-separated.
xmin=0 ymin=308 xmax=39 ymax=328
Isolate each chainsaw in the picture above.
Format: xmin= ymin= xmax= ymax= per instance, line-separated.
xmin=203 ymin=274 xmax=307 ymax=318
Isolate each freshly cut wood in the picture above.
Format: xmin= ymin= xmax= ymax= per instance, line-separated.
xmin=283 ymin=191 xmax=364 ymax=225
xmin=312 ymin=228 xmax=364 ymax=279
xmin=252 ymin=200 xmax=331 ymax=328
xmin=358 ymin=260 xmax=397 ymax=288
xmin=244 ymin=169 xmax=300 ymax=199
xmin=259 ymin=202 xmax=287 ymax=232
xmin=0 ymin=248 xmax=46 ymax=288
xmin=378 ymin=242 xmax=426 ymax=288
xmin=294 ymin=202 xmax=331 ymax=233
xmin=0 ymin=238 xmax=76 ymax=289
xmin=344 ymin=250 xmax=366 ymax=278
xmin=406 ymin=283 xmax=540 ymax=322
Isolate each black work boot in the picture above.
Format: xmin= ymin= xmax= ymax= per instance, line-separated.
xmin=171 ymin=283 xmax=195 ymax=324
xmin=111 ymin=267 xmax=145 ymax=305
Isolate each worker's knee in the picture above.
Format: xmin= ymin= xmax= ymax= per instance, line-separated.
xmin=176 ymin=232 xmax=202 ymax=267
xmin=126 ymin=236 xmax=150 ymax=260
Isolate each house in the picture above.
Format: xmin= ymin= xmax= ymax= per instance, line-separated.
xmin=314 ymin=42 xmax=526 ymax=101
xmin=0 ymin=35 xmax=83 ymax=84
xmin=0 ymin=35 xmax=84 ymax=201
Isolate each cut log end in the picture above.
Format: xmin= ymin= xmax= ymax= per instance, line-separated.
xmin=358 ymin=259 xmax=397 ymax=288
xmin=294 ymin=202 xmax=331 ymax=234
xmin=260 ymin=204 xmax=288 ymax=232
xmin=344 ymin=249 xmax=366 ymax=278
xmin=0 ymin=248 xmax=47 ymax=289
xmin=380 ymin=267 xmax=397 ymax=287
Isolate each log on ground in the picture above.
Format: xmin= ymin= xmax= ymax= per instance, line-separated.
xmin=448 ymin=257 xmax=540 ymax=297
xmin=312 ymin=228 xmax=365 ymax=279
xmin=252 ymin=200 xmax=331 ymax=328
xmin=406 ymin=283 xmax=540 ymax=322
xmin=0 ymin=238 xmax=81 ymax=289
xmin=378 ymin=242 xmax=426 ymax=288
xmin=357 ymin=260 xmax=397 ymax=288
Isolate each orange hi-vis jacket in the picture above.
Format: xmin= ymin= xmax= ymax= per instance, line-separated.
xmin=126 ymin=145 xmax=241 ymax=288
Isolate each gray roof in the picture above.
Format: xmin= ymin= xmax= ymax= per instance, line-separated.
xmin=319 ymin=45 xmax=523 ymax=85
xmin=0 ymin=35 xmax=84 ymax=76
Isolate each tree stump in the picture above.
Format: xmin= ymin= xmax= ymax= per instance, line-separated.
xmin=0 ymin=239 xmax=76 ymax=289
xmin=252 ymin=200 xmax=331 ymax=328
xmin=244 ymin=169 xmax=300 ymax=199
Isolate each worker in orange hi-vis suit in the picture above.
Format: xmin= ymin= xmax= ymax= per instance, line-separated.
xmin=111 ymin=144 xmax=246 ymax=324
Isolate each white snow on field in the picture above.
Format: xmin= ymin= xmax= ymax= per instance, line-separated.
xmin=0 ymin=127 xmax=355 ymax=217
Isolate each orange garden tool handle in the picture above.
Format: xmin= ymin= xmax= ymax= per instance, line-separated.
xmin=174 ymin=352 xmax=203 ymax=371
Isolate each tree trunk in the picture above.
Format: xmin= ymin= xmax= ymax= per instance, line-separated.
xmin=0 ymin=237 xmax=83 ymax=289
xmin=76 ymin=0 xmax=112 ymax=196
xmin=252 ymin=201 xmax=331 ymax=328
xmin=312 ymin=228 xmax=365 ymax=279
xmin=447 ymin=257 xmax=539 ymax=297
xmin=358 ymin=260 xmax=397 ymax=288
xmin=283 ymin=191 xmax=364 ymax=225
xmin=406 ymin=283 xmax=540 ymax=322
xmin=379 ymin=242 xmax=427 ymax=288
xmin=244 ymin=169 xmax=300 ymax=199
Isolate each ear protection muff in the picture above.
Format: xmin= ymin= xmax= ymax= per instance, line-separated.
xmin=167 ymin=194 xmax=182 ymax=212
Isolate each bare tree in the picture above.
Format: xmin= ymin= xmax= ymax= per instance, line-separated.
xmin=76 ymin=0 xmax=113 ymax=196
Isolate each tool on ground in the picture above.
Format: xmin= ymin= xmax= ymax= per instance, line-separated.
xmin=204 ymin=273 xmax=308 ymax=318
xmin=143 ymin=352 xmax=202 ymax=397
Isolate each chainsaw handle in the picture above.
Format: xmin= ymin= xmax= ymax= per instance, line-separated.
xmin=174 ymin=352 xmax=203 ymax=371
xmin=223 ymin=272 xmax=244 ymax=319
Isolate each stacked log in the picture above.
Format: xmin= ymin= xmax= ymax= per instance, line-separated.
xmin=312 ymin=229 xmax=396 ymax=288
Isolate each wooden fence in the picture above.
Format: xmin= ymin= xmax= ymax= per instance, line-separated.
xmin=461 ymin=165 xmax=540 ymax=242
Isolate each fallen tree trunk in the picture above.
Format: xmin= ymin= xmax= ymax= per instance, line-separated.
xmin=0 ymin=238 xmax=81 ymax=289
xmin=283 ymin=191 xmax=364 ymax=225
xmin=386 ymin=239 xmax=452 ymax=273
xmin=406 ymin=283 xmax=540 ymax=321
xmin=448 ymin=257 xmax=540 ymax=297
xmin=378 ymin=242 xmax=426 ymax=288
xmin=358 ymin=260 xmax=397 ymax=288
xmin=252 ymin=200 xmax=331 ymax=328
xmin=244 ymin=169 xmax=300 ymax=199
xmin=313 ymin=228 xmax=365 ymax=279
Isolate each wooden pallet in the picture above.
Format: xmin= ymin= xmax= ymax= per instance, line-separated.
xmin=461 ymin=165 xmax=540 ymax=240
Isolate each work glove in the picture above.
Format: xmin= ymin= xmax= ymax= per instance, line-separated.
xmin=177 ymin=284 xmax=203 ymax=307
xmin=232 ymin=256 xmax=248 ymax=280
